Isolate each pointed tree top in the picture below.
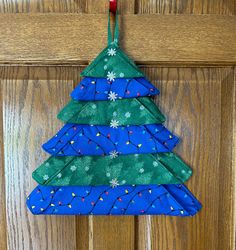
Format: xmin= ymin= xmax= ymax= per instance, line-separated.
xmin=81 ymin=44 xmax=144 ymax=78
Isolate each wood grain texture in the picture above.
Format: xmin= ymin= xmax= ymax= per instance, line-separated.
xmin=0 ymin=0 xmax=135 ymax=13
xmin=218 ymin=67 xmax=236 ymax=250
xmin=135 ymin=67 xmax=235 ymax=250
xmin=0 ymin=0 xmax=234 ymax=14
xmin=91 ymin=216 xmax=135 ymax=250
xmin=0 ymin=67 xmax=7 ymax=250
xmin=0 ymin=66 xmax=79 ymax=250
xmin=0 ymin=14 xmax=235 ymax=65
xmin=136 ymin=0 xmax=235 ymax=14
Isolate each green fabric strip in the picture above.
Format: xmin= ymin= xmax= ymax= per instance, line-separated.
xmin=32 ymin=153 xmax=192 ymax=186
xmin=80 ymin=44 xmax=144 ymax=78
xmin=57 ymin=97 xmax=165 ymax=125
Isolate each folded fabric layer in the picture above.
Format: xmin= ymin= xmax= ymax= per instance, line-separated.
xmin=80 ymin=44 xmax=144 ymax=78
xmin=27 ymin=184 xmax=202 ymax=216
xmin=71 ymin=77 xmax=159 ymax=101
xmin=42 ymin=124 xmax=179 ymax=156
xmin=57 ymin=97 xmax=165 ymax=125
xmin=33 ymin=153 xmax=192 ymax=186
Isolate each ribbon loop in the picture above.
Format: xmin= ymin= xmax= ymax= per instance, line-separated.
xmin=108 ymin=10 xmax=119 ymax=46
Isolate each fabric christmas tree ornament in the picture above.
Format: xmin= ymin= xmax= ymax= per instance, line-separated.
xmin=32 ymin=153 xmax=192 ymax=186
xmin=42 ymin=124 xmax=179 ymax=156
xmin=71 ymin=77 xmax=159 ymax=101
xmin=27 ymin=10 xmax=202 ymax=216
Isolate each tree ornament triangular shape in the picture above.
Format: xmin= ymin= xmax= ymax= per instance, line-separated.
xmin=81 ymin=44 xmax=144 ymax=78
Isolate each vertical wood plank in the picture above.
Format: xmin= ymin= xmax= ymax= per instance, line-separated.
xmin=136 ymin=0 xmax=235 ymax=14
xmin=91 ymin=216 xmax=135 ymax=250
xmin=218 ymin=67 xmax=236 ymax=250
xmin=0 ymin=67 xmax=7 ymax=250
xmin=0 ymin=0 xmax=135 ymax=13
xmin=1 ymin=66 xmax=77 ymax=250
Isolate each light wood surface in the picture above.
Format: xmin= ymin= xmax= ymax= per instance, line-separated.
xmin=0 ymin=0 xmax=235 ymax=250
xmin=0 ymin=14 xmax=235 ymax=65
xmin=0 ymin=67 xmax=7 ymax=250
xmin=1 ymin=67 xmax=78 ymax=249
xmin=0 ymin=0 xmax=135 ymax=14
xmin=136 ymin=0 xmax=235 ymax=14
xmin=0 ymin=0 xmax=234 ymax=14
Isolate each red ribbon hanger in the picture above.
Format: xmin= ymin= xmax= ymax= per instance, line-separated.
xmin=109 ymin=0 xmax=117 ymax=15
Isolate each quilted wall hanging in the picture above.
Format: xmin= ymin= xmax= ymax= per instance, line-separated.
xmin=27 ymin=9 xmax=202 ymax=216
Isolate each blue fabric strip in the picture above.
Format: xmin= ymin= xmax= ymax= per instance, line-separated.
xmin=26 ymin=184 xmax=202 ymax=216
xmin=42 ymin=124 xmax=179 ymax=156
xmin=71 ymin=77 xmax=159 ymax=101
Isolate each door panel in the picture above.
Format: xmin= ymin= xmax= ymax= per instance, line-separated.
xmin=0 ymin=1 xmax=235 ymax=250
xmin=1 ymin=67 xmax=80 ymax=250
xmin=136 ymin=67 xmax=235 ymax=250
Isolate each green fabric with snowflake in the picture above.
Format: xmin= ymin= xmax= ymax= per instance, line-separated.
xmin=81 ymin=44 xmax=144 ymax=78
xmin=58 ymin=97 xmax=165 ymax=125
xmin=80 ymin=13 xmax=143 ymax=79
xmin=32 ymin=153 xmax=192 ymax=186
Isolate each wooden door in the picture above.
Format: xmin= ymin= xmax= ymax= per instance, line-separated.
xmin=0 ymin=1 xmax=235 ymax=249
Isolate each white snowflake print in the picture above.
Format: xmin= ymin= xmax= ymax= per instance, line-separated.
xmin=153 ymin=161 xmax=158 ymax=167
xmin=107 ymin=48 xmax=116 ymax=56
xmin=43 ymin=175 xmax=49 ymax=181
xmin=108 ymin=91 xmax=118 ymax=101
xmin=70 ymin=165 xmax=77 ymax=172
xmin=139 ymin=168 xmax=145 ymax=173
xmin=140 ymin=105 xmax=145 ymax=110
xmin=110 ymin=119 xmax=119 ymax=128
xmin=109 ymin=150 xmax=119 ymax=159
xmin=107 ymin=71 xmax=116 ymax=82
xmin=125 ymin=112 xmax=131 ymax=118
xmin=57 ymin=173 xmax=62 ymax=178
xmin=110 ymin=178 xmax=119 ymax=188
